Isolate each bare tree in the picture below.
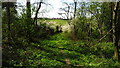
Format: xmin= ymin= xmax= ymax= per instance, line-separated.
xmin=73 ymin=0 xmax=77 ymax=18
xmin=33 ymin=0 xmax=43 ymax=27
xmin=59 ymin=2 xmax=71 ymax=19
xmin=33 ymin=0 xmax=50 ymax=26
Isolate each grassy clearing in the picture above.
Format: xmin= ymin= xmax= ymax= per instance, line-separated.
xmin=13 ymin=33 xmax=120 ymax=67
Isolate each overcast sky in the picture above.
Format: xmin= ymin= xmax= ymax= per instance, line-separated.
xmin=16 ymin=0 xmax=74 ymax=18
xmin=16 ymin=0 xmax=118 ymax=18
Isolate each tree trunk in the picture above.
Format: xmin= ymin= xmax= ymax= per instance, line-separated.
xmin=6 ymin=4 xmax=11 ymax=46
xmin=74 ymin=1 xmax=77 ymax=19
xmin=114 ymin=2 xmax=120 ymax=61
xmin=26 ymin=0 xmax=31 ymax=19
xmin=26 ymin=0 xmax=32 ymax=43
xmin=109 ymin=2 xmax=114 ymax=42
xmin=117 ymin=2 xmax=120 ymax=60
xmin=67 ymin=6 xmax=70 ymax=19
xmin=33 ymin=1 xmax=43 ymax=27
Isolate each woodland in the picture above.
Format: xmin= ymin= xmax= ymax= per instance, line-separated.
xmin=1 ymin=0 xmax=120 ymax=67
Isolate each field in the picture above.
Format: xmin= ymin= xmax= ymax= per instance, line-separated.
xmin=38 ymin=19 xmax=68 ymax=26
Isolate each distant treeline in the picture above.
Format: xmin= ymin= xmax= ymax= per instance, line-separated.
xmin=32 ymin=18 xmax=69 ymax=20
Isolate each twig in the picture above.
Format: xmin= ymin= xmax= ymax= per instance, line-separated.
xmin=98 ymin=27 xmax=114 ymax=42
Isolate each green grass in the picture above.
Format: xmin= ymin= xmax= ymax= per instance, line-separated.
xmin=11 ymin=33 xmax=120 ymax=67
xmin=38 ymin=19 xmax=68 ymax=26
xmin=47 ymin=19 xmax=68 ymax=25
